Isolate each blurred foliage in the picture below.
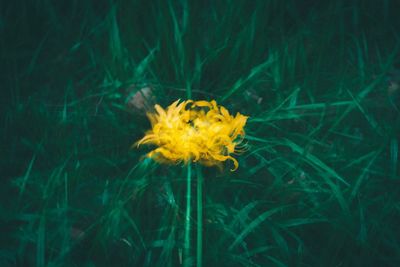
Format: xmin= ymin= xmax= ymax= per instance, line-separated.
xmin=1 ymin=0 xmax=400 ymax=266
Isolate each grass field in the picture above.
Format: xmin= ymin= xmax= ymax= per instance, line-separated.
xmin=1 ymin=0 xmax=400 ymax=266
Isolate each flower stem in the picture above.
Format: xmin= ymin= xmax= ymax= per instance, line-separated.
xmin=186 ymin=82 xmax=192 ymax=99
xmin=196 ymin=165 xmax=203 ymax=267
xmin=183 ymin=161 xmax=192 ymax=267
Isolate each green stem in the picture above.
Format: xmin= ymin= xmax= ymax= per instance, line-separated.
xmin=183 ymin=161 xmax=192 ymax=267
xmin=186 ymin=81 xmax=192 ymax=99
xmin=196 ymin=165 xmax=203 ymax=267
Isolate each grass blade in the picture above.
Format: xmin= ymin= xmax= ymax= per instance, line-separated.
xmin=229 ymin=205 xmax=291 ymax=251
xmin=184 ymin=162 xmax=192 ymax=267
xmin=196 ymin=165 xmax=203 ymax=267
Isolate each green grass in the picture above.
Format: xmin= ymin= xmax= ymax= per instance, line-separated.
xmin=1 ymin=0 xmax=400 ymax=266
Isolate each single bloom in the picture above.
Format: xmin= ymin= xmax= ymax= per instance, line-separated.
xmin=135 ymin=99 xmax=248 ymax=171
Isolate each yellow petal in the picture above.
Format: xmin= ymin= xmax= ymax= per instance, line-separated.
xmin=193 ymin=100 xmax=211 ymax=107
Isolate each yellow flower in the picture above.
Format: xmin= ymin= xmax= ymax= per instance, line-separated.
xmin=135 ymin=99 xmax=248 ymax=171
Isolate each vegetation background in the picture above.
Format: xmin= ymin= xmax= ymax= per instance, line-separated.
xmin=1 ymin=0 xmax=399 ymax=266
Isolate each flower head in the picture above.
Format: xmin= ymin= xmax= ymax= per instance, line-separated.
xmin=136 ymin=99 xmax=248 ymax=171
